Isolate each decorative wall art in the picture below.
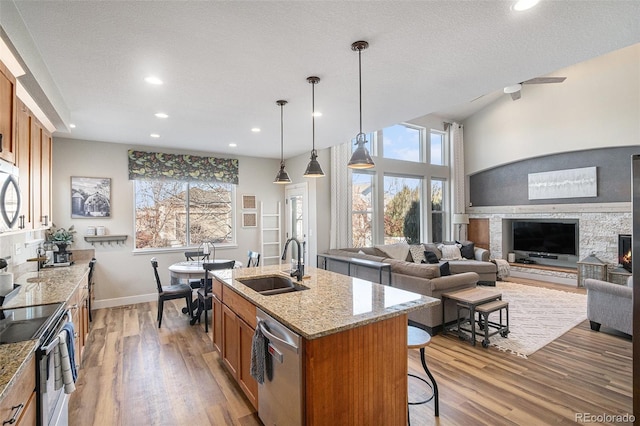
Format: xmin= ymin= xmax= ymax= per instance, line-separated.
xmin=242 ymin=194 xmax=256 ymax=210
xmin=71 ymin=177 xmax=112 ymax=218
xmin=528 ymin=166 xmax=597 ymax=200
xmin=242 ymin=212 xmax=257 ymax=228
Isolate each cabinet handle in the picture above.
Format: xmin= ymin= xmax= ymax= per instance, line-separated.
xmin=74 ymin=332 xmax=79 ymax=338
xmin=41 ymin=215 xmax=49 ymax=226
xmin=71 ymin=304 xmax=79 ymax=310
xmin=0 ymin=134 xmax=3 ymax=153
xmin=3 ymin=403 xmax=24 ymax=425
xmin=18 ymin=215 xmax=25 ymax=230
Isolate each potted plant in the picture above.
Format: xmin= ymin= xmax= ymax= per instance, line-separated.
xmin=46 ymin=224 xmax=76 ymax=253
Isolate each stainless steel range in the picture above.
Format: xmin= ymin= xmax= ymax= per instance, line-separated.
xmin=0 ymin=302 xmax=73 ymax=426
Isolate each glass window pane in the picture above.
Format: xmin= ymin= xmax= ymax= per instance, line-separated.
xmin=431 ymin=179 xmax=445 ymax=242
xmin=188 ymin=182 xmax=234 ymax=245
xmin=383 ymin=176 xmax=421 ymax=244
xmin=352 ymin=172 xmax=373 ymax=247
xmin=382 ymin=125 xmax=421 ymax=162
xmin=135 ymin=180 xmax=188 ymax=249
xmin=430 ymin=132 xmax=444 ymax=165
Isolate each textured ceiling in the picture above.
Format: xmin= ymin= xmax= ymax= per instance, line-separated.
xmin=3 ymin=1 xmax=639 ymax=159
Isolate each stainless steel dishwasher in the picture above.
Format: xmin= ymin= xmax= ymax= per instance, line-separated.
xmin=256 ymin=308 xmax=303 ymax=426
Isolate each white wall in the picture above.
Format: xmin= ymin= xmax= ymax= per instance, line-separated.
xmin=464 ymin=43 xmax=640 ymax=175
xmin=52 ymin=138 xmax=283 ymax=307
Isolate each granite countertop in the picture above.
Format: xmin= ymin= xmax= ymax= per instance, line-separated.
xmin=3 ymin=263 xmax=90 ymax=309
xmin=215 ymin=265 xmax=440 ymax=340
xmin=0 ymin=263 xmax=90 ymax=402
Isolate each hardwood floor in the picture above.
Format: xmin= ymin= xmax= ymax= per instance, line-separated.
xmin=70 ymin=279 xmax=633 ymax=426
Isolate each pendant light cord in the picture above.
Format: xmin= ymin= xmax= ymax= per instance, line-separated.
xmin=312 ymin=80 xmax=316 ymax=153
xmin=358 ymin=47 xmax=363 ymax=136
xmin=280 ymin=102 xmax=284 ymax=165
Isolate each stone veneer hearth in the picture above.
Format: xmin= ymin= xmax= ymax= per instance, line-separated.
xmin=468 ymin=203 xmax=631 ymax=284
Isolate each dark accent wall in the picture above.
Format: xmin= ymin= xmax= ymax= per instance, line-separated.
xmin=469 ymin=146 xmax=640 ymax=207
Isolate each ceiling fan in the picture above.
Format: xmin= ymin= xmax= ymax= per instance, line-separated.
xmin=503 ymin=76 xmax=567 ymax=100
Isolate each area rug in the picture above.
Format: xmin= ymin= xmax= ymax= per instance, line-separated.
xmin=469 ymin=281 xmax=587 ymax=359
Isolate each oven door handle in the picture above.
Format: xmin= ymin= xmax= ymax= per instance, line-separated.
xmin=41 ymin=310 xmax=72 ymax=355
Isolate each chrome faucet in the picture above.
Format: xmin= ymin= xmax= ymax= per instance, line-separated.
xmin=281 ymin=237 xmax=304 ymax=282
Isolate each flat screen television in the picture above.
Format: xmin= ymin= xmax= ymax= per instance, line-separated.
xmin=512 ymin=221 xmax=578 ymax=256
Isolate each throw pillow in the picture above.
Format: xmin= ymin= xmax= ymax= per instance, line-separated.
xmin=457 ymin=241 xmax=475 ymax=260
xmin=375 ymin=243 xmax=410 ymax=261
xmin=423 ymin=251 xmax=440 ymax=264
xmin=439 ymin=261 xmax=451 ymax=276
xmin=409 ymin=245 xmax=426 ymax=264
xmin=423 ymin=243 xmax=442 ymax=260
xmin=438 ymin=244 xmax=463 ymax=261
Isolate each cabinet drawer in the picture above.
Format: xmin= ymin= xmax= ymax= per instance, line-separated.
xmin=0 ymin=355 xmax=35 ymax=425
xmin=212 ymin=278 xmax=223 ymax=300
xmin=222 ymin=287 xmax=256 ymax=328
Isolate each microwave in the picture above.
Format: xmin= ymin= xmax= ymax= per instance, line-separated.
xmin=0 ymin=159 xmax=21 ymax=233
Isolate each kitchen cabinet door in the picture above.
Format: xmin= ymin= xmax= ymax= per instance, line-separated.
xmin=30 ymin=119 xmax=43 ymax=228
xmin=221 ymin=304 xmax=238 ymax=378
xmin=0 ymin=61 xmax=16 ymax=164
xmin=0 ymin=354 xmax=35 ymax=426
xmin=212 ymin=294 xmax=223 ymax=354
xmin=40 ymin=130 xmax=52 ymax=225
xmin=238 ymin=317 xmax=258 ymax=409
xmin=15 ymin=99 xmax=32 ymax=230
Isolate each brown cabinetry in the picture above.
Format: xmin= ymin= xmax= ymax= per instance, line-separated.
xmin=215 ymin=279 xmax=258 ymax=409
xmin=14 ymin=97 xmax=52 ymax=230
xmin=66 ymin=282 xmax=90 ymax=366
xmin=0 ymin=61 xmax=17 ymax=165
xmin=0 ymin=354 xmax=35 ymax=426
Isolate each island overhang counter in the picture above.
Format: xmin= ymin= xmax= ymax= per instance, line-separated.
xmin=211 ymin=264 xmax=440 ymax=425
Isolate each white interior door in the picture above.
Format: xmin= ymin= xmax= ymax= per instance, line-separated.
xmin=285 ymin=183 xmax=309 ymax=265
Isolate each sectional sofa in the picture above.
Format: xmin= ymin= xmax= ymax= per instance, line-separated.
xmin=322 ymin=242 xmax=498 ymax=333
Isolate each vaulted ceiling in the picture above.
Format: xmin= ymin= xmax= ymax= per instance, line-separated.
xmin=2 ymin=1 xmax=639 ymax=159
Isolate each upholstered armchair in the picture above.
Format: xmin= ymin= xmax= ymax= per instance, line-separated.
xmin=584 ymin=277 xmax=632 ymax=336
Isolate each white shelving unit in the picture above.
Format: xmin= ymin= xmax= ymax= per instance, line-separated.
xmin=260 ymin=202 xmax=282 ymax=266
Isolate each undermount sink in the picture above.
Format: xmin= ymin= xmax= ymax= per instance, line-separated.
xmin=237 ymin=275 xmax=309 ymax=296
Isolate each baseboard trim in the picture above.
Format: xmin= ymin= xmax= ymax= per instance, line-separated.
xmin=93 ymin=293 xmax=157 ymax=309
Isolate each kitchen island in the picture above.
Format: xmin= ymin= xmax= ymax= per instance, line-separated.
xmin=211 ymin=264 xmax=440 ymax=425
xmin=0 ymin=262 xmax=90 ymax=407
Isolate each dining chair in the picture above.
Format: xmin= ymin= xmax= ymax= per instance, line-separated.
xmin=184 ymin=250 xmax=210 ymax=289
xmin=193 ymin=260 xmax=236 ymax=332
xmin=151 ymin=257 xmax=193 ymax=328
xmin=87 ymin=258 xmax=97 ymax=322
xmin=247 ymin=250 xmax=261 ymax=267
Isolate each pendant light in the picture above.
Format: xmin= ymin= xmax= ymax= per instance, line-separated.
xmin=304 ymin=76 xmax=325 ymax=177
xmin=348 ymin=40 xmax=375 ymax=169
xmin=274 ymin=100 xmax=291 ymax=184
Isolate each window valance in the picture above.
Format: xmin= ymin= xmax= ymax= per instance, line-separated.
xmin=128 ymin=149 xmax=239 ymax=184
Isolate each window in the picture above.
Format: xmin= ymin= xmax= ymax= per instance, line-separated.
xmin=351 ymin=172 xmax=374 ymax=248
xmin=431 ymin=179 xmax=445 ymax=242
xmin=381 ymin=124 xmax=422 ymax=162
xmin=383 ymin=175 xmax=421 ymax=244
xmin=430 ymin=131 xmax=445 ymax=165
xmin=134 ymin=180 xmax=235 ymax=250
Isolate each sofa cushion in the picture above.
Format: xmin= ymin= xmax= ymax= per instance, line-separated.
xmin=439 ymin=262 xmax=451 ymax=276
xmin=457 ymin=240 xmax=475 ymax=260
xmin=409 ymin=245 xmax=426 ymax=263
xmin=423 ymin=243 xmax=442 ymax=260
xmin=423 ymin=251 xmax=439 ymax=264
xmin=448 ymin=260 xmax=497 ymax=275
xmin=385 ymin=258 xmax=440 ymax=279
xmin=376 ymin=243 xmax=411 ymax=261
xmin=438 ymin=244 xmax=463 ymax=261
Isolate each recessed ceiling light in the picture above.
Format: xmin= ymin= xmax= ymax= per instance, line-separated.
xmin=312 ymin=112 xmax=322 ymax=117
xmin=229 ymin=143 xmax=237 ymax=148
xmin=69 ymin=123 xmax=76 ymax=128
xmin=251 ymin=128 xmax=261 ymax=133
xmin=513 ymin=0 xmax=540 ymax=11
xmin=145 ymin=76 xmax=163 ymax=85
xmin=154 ymin=113 xmax=169 ymax=119
xmin=150 ymin=133 xmax=160 ymax=138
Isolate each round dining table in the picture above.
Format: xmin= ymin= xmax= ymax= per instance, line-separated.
xmin=168 ymin=259 xmax=242 ymax=284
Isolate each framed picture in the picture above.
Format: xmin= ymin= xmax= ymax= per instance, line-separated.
xmin=242 ymin=194 xmax=256 ymax=210
xmin=242 ymin=212 xmax=257 ymax=228
xmin=71 ymin=177 xmax=112 ymax=218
